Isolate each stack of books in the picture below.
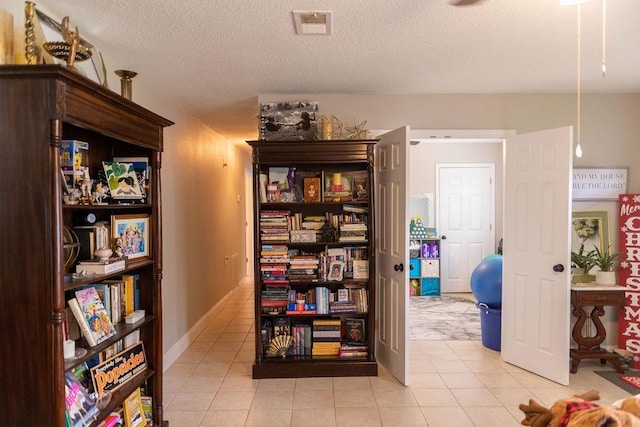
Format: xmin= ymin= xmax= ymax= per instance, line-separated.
xmin=260 ymin=210 xmax=290 ymax=242
xmin=75 ymin=257 xmax=126 ymax=275
xmin=338 ymin=222 xmax=367 ymax=242
xmin=260 ymin=286 xmax=290 ymax=314
xmin=312 ymin=318 xmax=341 ymax=356
xmin=288 ymin=254 xmax=319 ymax=282
xmin=260 ymin=244 xmax=290 ymax=287
xmin=329 ymin=300 xmax=357 ymax=314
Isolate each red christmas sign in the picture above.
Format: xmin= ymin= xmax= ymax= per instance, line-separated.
xmin=618 ymin=194 xmax=640 ymax=368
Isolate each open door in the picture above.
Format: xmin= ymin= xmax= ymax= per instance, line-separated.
xmin=375 ymin=126 xmax=409 ymax=385
xmin=502 ymin=127 xmax=573 ymax=385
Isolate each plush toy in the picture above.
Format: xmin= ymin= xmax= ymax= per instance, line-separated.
xmin=519 ymin=390 xmax=640 ymax=427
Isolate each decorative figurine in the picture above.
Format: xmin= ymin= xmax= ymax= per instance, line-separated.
xmin=79 ymin=167 xmax=93 ymax=205
xmin=113 ymin=237 xmax=124 ymax=258
xmin=93 ymin=182 xmax=107 ymax=205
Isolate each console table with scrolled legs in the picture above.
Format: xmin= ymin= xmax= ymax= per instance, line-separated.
xmin=570 ymin=286 xmax=627 ymax=374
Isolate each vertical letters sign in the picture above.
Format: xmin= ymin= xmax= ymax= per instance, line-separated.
xmin=619 ymin=194 xmax=640 ymax=368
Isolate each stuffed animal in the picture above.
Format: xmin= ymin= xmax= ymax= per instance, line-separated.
xmin=519 ymin=390 xmax=640 ymax=427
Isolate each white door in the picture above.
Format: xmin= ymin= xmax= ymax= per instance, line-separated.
xmin=375 ymin=126 xmax=409 ymax=385
xmin=502 ymin=127 xmax=572 ymax=385
xmin=437 ymin=164 xmax=495 ymax=293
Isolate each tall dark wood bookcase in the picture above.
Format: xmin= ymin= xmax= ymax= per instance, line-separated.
xmin=0 ymin=66 xmax=173 ymax=425
xmin=248 ymin=140 xmax=378 ymax=378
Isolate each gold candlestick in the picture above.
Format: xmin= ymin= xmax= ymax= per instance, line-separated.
xmin=24 ymin=1 xmax=36 ymax=64
xmin=114 ymin=69 xmax=137 ymax=100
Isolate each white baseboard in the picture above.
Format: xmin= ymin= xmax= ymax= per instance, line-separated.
xmin=163 ymin=282 xmax=245 ymax=371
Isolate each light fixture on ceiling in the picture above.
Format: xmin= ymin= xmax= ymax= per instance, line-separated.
xmin=561 ymin=0 xmax=590 ymax=158
xmin=292 ymin=11 xmax=332 ymax=35
xmin=561 ymin=0 xmax=608 ymax=158
xmin=575 ymin=3 xmax=583 ymax=158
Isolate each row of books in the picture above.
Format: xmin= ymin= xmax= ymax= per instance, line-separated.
xmin=260 ymin=245 xmax=369 ymax=283
xmin=260 ymin=282 xmax=369 ymax=314
xmin=259 ymin=209 xmax=368 ymax=244
xmin=261 ymin=317 xmax=367 ymax=358
xmin=66 ymin=275 xmax=140 ymax=347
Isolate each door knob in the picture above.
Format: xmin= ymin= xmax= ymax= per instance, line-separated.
xmin=394 ymin=263 xmax=404 ymax=272
xmin=553 ymin=264 xmax=565 ymax=273
xmin=441 ymin=235 xmax=447 ymax=240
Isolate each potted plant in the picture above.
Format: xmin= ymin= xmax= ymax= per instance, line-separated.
xmin=592 ymin=245 xmax=620 ymax=286
xmin=571 ymin=244 xmax=596 ymax=283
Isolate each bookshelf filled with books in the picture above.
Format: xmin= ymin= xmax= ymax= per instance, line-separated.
xmin=248 ymin=140 xmax=378 ymax=378
xmin=0 ymin=66 xmax=172 ymax=426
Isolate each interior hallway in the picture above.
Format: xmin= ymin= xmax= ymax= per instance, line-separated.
xmin=162 ymin=282 xmax=631 ymax=426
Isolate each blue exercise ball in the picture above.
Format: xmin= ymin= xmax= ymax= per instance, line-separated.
xmin=482 ymin=253 xmax=503 ymax=262
xmin=470 ymin=257 xmax=503 ymax=308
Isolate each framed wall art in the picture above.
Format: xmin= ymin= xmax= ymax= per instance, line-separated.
xmin=111 ymin=214 xmax=150 ymax=260
xmin=102 ymin=161 xmax=144 ymax=200
xmin=259 ymin=101 xmax=318 ymax=141
xmin=572 ymin=167 xmax=628 ymax=201
xmin=571 ymin=211 xmax=609 ymax=256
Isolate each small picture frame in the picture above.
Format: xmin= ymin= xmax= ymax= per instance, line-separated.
xmin=113 ymin=156 xmax=150 ymax=201
xmin=111 ymin=214 xmax=150 ymax=260
xmin=103 ymin=161 xmax=144 ymax=200
xmin=328 ymin=261 xmax=344 ymax=281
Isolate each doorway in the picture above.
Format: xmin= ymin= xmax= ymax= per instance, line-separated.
xmin=408 ymin=137 xmax=504 ymax=295
xmin=407 ymin=137 xmax=503 ymax=345
xmin=436 ymin=163 xmax=495 ymax=293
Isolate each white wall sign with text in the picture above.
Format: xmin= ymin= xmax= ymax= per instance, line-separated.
xmin=572 ymin=167 xmax=628 ymax=201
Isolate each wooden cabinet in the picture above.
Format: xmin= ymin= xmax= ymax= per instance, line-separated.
xmin=0 ymin=66 xmax=173 ymax=425
xmin=247 ymin=140 xmax=378 ymax=378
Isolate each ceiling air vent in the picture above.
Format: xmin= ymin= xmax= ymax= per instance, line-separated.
xmin=292 ymin=11 xmax=332 ymax=35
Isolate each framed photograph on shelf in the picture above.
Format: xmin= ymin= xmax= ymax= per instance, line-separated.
xmin=111 ymin=214 xmax=150 ymax=260
xmin=102 ymin=161 xmax=144 ymax=200
xmin=35 ymin=8 xmax=108 ymax=86
xmin=328 ymin=261 xmax=344 ymax=281
xmin=113 ymin=156 xmax=150 ymax=201
xmin=351 ymin=170 xmax=368 ymax=201
xmin=259 ymin=101 xmax=318 ymax=141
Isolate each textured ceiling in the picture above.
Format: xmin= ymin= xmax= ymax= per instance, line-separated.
xmin=35 ymin=0 xmax=640 ymax=141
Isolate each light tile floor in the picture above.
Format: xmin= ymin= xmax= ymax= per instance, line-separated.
xmin=163 ymin=282 xmax=631 ymax=426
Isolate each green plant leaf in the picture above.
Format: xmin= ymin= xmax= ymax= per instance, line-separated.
xmin=112 ymin=162 xmax=128 ymax=177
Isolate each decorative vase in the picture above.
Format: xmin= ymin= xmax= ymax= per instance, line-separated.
xmin=94 ymin=247 xmax=113 ymax=261
xmin=595 ymin=270 xmax=616 ymax=286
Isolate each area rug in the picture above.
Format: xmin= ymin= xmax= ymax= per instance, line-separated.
xmin=595 ymin=370 xmax=640 ymax=395
xmin=409 ymin=295 xmax=481 ymax=340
